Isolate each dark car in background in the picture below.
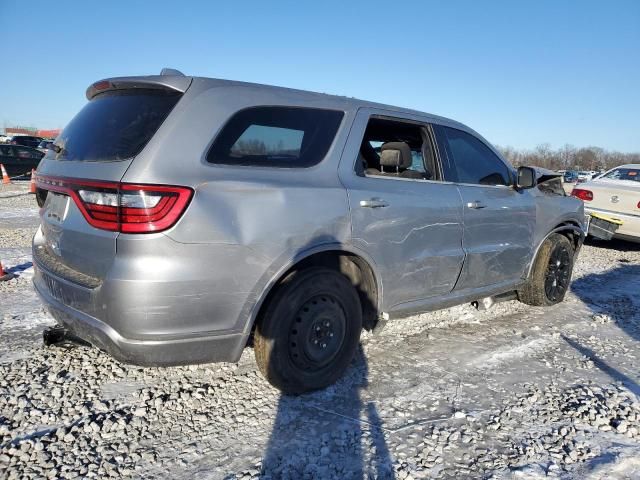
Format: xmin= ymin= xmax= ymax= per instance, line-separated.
xmin=563 ymin=171 xmax=578 ymax=183
xmin=10 ymin=135 xmax=43 ymax=148
xmin=0 ymin=144 xmax=44 ymax=176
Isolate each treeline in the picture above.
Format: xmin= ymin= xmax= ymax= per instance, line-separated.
xmin=232 ymin=139 xmax=299 ymax=156
xmin=496 ymin=144 xmax=640 ymax=171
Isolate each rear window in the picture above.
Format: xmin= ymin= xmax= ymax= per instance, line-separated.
xmin=207 ymin=107 xmax=344 ymax=167
xmin=16 ymin=147 xmax=43 ymax=159
xmin=47 ymin=89 xmax=181 ymax=162
xmin=603 ymin=167 xmax=640 ymax=182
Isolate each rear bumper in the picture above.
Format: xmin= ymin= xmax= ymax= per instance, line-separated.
xmin=31 ymin=222 xmax=273 ymax=365
xmin=33 ymin=270 xmax=248 ymax=366
xmin=33 ymin=255 xmax=248 ymax=366
xmin=584 ymin=207 xmax=640 ymax=241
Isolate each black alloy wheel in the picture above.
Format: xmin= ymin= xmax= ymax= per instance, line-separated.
xmin=544 ymin=243 xmax=572 ymax=302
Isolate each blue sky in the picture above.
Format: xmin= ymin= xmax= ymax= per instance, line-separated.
xmin=1 ymin=0 xmax=639 ymax=151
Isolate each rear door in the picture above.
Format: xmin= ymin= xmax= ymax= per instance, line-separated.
xmin=433 ymin=125 xmax=535 ymax=290
xmin=339 ymin=109 xmax=465 ymax=309
xmin=35 ymin=84 xmax=185 ymax=280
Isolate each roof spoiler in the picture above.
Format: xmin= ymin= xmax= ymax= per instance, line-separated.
xmin=86 ymin=73 xmax=191 ymax=100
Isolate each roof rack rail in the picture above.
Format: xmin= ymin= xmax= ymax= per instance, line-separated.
xmin=160 ymin=68 xmax=185 ymax=76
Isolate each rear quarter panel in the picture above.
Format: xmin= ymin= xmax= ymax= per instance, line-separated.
xmin=118 ymin=83 xmax=357 ymax=333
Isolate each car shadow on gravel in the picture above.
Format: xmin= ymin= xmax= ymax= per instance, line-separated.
xmin=571 ymin=263 xmax=640 ymax=339
xmin=257 ymin=347 xmax=393 ymax=479
xmin=561 ymin=335 xmax=640 ymax=397
xmin=0 ymin=192 xmax=32 ymax=199
xmin=569 ymin=263 xmax=640 ymax=396
xmin=583 ymin=237 xmax=640 ymax=253
xmin=5 ymin=261 xmax=33 ymax=276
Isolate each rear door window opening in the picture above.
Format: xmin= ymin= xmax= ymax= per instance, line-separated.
xmin=356 ymin=116 xmax=441 ymax=181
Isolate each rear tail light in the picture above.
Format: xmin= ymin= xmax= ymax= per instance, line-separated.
xmin=571 ymin=188 xmax=593 ymax=201
xmin=35 ymin=175 xmax=192 ymax=233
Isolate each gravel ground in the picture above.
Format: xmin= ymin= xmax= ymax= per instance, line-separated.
xmin=1 ymin=181 xmax=639 ymax=479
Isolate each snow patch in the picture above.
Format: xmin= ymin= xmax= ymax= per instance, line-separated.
xmin=0 ymin=207 xmax=39 ymax=219
xmin=470 ymin=337 xmax=554 ymax=368
xmin=584 ymin=447 xmax=640 ymax=479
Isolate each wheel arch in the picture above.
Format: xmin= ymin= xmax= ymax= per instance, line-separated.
xmin=247 ymin=245 xmax=381 ymax=339
xmin=526 ymin=221 xmax=585 ymax=279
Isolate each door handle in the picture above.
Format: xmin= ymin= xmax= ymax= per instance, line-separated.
xmin=466 ymin=201 xmax=486 ymax=209
xmin=360 ymin=198 xmax=389 ymax=208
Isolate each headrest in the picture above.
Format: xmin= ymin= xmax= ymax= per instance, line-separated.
xmin=380 ymin=142 xmax=412 ymax=169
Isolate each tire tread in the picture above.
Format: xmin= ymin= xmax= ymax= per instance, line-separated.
xmin=519 ymin=233 xmax=574 ymax=306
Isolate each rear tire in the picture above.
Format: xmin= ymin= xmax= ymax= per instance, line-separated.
xmin=254 ymin=267 xmax=362 ymax=394
xmin=519 ymin=233 xmax=574 ymax=306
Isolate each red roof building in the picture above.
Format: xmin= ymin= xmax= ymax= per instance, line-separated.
xmin=37 ymin=129 xmax=62 ymax=138
xmin=5 ymin=127 xmax=37 ymax=136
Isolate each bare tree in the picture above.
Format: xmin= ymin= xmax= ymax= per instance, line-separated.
xmin=496 ymin=144 xmax=638 ymax=171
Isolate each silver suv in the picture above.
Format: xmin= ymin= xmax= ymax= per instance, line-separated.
xmin=33 ymin=71 xmax=585 ymax=393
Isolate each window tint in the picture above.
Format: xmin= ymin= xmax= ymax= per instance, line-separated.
xmin=46 ymin=89 xmax=181 ymax=162
xmin=12 ymin=137 xmax=41 ymax=147
xmin=230 ymin=125 xmax=304 ymax=157
xmin=208 ymin=107 xmax=344 ymax=167
xmin=438 ymin=126 xmax=511 ymax=186
xmin=16 ymin=147 xmax=43 ymax=159
xmin=1 ymin=146 xmax=22 ymax=157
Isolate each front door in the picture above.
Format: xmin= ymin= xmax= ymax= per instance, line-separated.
xmin=433 ymin=124 xmax=536 ymax=290
xmin=456 ymin=185 xmax=535 ymax=288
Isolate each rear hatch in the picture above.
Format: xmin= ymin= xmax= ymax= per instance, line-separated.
xmin=35 ymin=76 xmax=191 ymax=282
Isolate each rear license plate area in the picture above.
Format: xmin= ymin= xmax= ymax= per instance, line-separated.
xmin=40 ymin=268 xmax=92 ymax=308
xmin=42 ymin=192 xmax=70 ymax=225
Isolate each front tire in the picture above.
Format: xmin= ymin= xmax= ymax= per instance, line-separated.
xmin=519 ymin=233 xmax=574 ymax=306
xmin=254 ymin=268 xmax=363 ymax=394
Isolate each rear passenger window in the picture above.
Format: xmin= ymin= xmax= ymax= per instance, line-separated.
xmin=437 ymin=126 xmax=511 ymax=186
xmin=208 ymin=107 xmax=344 ymax=167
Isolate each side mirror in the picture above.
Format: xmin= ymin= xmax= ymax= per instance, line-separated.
xmin=516 ymin=166 xmax=536 ymax=189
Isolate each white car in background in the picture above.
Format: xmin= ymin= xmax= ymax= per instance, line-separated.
xmin=576 ymin=171 xmax=596 ymax=182
xmin=572 ymin=164 xmax=640 ymax=242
